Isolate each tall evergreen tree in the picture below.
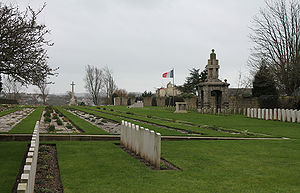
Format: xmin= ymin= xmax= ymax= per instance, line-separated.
xmin=252 ymin=64 xmax=278 ymax=97
xmin=179 ymin=68 xmax=207 ymax=96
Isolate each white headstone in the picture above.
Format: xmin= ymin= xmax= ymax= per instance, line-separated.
xmin=258 ymin=108 xmax=261 ymax=119
xmin=250 ymin=108 xmax=254 ymax=118
xmin=247 ymin=108 xmax=250 ymax=117
xmin=269 ymin=109 xmax=273 ymax=120
xmin=291 ymin=110 xmax=296 ymax=123
xmin=286 ymin=109 xmax=291 ymax=122
xmin=274 ymin=109 xmax=277 ymax=120
xmin=262 ymin=109 xmax=265 ymax=119
xmin=278 ymin=109 xmax=281 ymax=121
xmin=282 ymin=109 xmax=286 ymax=122
xmin=254 ymin=108 xmax=257 ymax=118
xmin=297 ymin=111 xmax=300 ymax=123
xmin=265 ymin=109 xmax=269 ymax=120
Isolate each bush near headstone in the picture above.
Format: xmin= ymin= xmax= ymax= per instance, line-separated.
xmin=258 ymin=95 xmax=279 ymax=109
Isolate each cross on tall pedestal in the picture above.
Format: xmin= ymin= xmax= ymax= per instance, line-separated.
xmin=71 ymin=81 xmax=75 ymax=99
xmin=69 ymin=81 xmax=77 ymax=106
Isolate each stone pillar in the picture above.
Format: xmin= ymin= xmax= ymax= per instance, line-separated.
xmin=203 ymin=87 xmax=210 ymax=108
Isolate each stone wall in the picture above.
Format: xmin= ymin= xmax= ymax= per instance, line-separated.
xmin=183 ymin=97 xmax=198 ymax=110
xmin=229 ymin=96 xmax=259 ymax=109
xmin=157 ymin=97 xmax=166 ymax=107
xmin=114 ymin=97 xmax=121 ymax=106
xmin=143 ymin=97 xmax=152 ymax=106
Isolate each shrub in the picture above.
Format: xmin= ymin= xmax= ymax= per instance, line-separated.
xmin=258 ymin=95 xmax=279 ymax=108
xmin=62 ymin=117 xmax=68 ymax=122
xmin=103 ymin=108 xmax=106 ymax=110
xmin=47 ymin=125 xmax=55 ymax=132
xmin=56 ymin=119 xmax=63 ymax=125
xmin=44 ymin=117 xmax=51 ymax=123
xmin=66 ymin=124 xmax=73 ymax=129
xmin=43 ymin=111 xmax=51 ymax=117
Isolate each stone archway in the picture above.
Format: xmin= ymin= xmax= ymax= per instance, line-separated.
xmin=211 ymin=90 xmax=222 ymax=110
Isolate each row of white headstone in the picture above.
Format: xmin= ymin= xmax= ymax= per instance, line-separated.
xmin=17 ymin=121 xmax=40 ymax=193
xmin=247 ymin=108 xmax=300 ymax=123
xmin=121 ymin=120 xmax=161 ymax=169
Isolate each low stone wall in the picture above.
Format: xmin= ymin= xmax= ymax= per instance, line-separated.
xmin=183 ymin=97 xmax=198 ymax=110
xmin=143 ymin=97 xmax=152 ymax=106
xmin=120 ymin=120 xmax=161 ymax=169
xmin=17 ymin=121 xmax=40 ymax=193
xmin=229 ymin=96 xmax=259 ymax=109
xmin=246 ymin=108 xmax=300 ymax=123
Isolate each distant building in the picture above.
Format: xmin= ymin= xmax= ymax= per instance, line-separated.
xmin=156 ymin=82 xmax=182 ymax=97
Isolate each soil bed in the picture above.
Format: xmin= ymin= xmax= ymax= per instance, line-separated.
xmin=35 ymin=144 xmax=63 ymax=193
xmin=116 ymin=143 xmax=181 ymax=170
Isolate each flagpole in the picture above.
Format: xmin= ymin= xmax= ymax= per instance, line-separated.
xmin=172 ymin=68 xmax=175 ymax=106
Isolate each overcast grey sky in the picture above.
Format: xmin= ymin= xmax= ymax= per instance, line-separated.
xmin=8 ymin=0 xmax=266 ymax=94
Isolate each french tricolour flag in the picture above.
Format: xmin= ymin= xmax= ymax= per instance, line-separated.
xmin=162 ymin=69 xmax=174 ymax=78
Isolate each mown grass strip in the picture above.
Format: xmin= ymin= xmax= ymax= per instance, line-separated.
xmin=0 ymin=142 xmax=28 ymax=193
xmin=67 ymin=106 xmax=182 ymax=136
xmin=55 ymin=106 xmax=108 ymax=135
xmin=0 ymin=106 xmax=23 ymax=117
xmin=55 ymin=140 xmax=300 ymax=193
xmin=9 ymin=106 xmax=43 ymax=134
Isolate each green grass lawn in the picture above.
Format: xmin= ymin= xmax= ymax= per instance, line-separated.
xmin=102 ymin=106 xmax=300 ymax=139
xmin=77 ymin=106 xmax=259 ymax=137
xmin=9 ymin=106 xmax=43 ymax=134
xmin=0 ymin=142 xmax=27 ymax=193
xmin=1 ymin=106 xmax=299 ymax=193
xmin=54 ymin=139 xmax=300 ymax=193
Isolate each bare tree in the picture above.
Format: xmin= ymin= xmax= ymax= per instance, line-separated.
xmin=35 ymin=78 xmax=51 ymax=105
xmin=0 ymin=3 xmax=57 ymax=92
xmin=3 ymin=76 xmax=23 ymax=99
xmin=103 ymin=66 xmax=117 ymax=104
xmin=249 ymin=0 xmax=300 ymax=95
xmin=84 ymin=65 xmax=103 ymax=105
